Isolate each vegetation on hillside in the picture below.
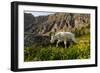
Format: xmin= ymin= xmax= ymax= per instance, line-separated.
xmin=24 ymin=12 xmax=90 ymax=62
xmin=24 ymin=34 xmax=90 ymax=61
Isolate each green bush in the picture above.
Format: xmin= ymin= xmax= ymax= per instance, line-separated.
xmin=24 ymin=34 xmax=90 ymax=62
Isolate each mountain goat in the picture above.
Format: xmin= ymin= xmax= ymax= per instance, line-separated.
xmin=50 ymin=32 xmax=77 ymax=48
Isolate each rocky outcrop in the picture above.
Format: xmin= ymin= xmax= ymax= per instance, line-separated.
xmin=24 ymin=12 xmax=90 ymax=34
xmin=24 ymin=12 xmax=90 ymax=47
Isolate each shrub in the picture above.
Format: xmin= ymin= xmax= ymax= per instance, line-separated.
xmin=24 ymin=34 xmax=90 ymax=62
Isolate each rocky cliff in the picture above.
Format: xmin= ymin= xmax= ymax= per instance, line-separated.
xmin=24 ymin=12 xmax=90 ymax=35
xmin=24 ymin=12 xmax=90 ymax=47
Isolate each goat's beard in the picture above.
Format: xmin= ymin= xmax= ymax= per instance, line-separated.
xmin=50 ymin=40 xmax=55 ymax=43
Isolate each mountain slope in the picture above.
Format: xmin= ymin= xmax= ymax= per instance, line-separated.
xmin=24 ymin=12 xmax=90 ymax=35
xmin=24 ymin=12 xmax=90 ymax=47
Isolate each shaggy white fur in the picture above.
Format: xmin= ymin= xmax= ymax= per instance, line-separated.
xmin=50 ymin=32 xmax=76 ymax=48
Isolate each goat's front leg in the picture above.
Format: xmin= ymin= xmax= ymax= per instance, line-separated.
xmin=64 ymin=41 xmax=67 ymax=48
xmin=56 ymin=40 xmax=60 ymax=47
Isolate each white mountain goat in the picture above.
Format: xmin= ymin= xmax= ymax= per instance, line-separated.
xmin=50 ymin=32 xmax=77 ymax=48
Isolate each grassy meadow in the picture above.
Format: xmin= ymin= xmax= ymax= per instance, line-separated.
xmin=24 ymin=34 xmax=90 ymax=62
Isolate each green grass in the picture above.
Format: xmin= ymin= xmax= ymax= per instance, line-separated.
xmin=24 ymin=34 xmax=90 ymax=62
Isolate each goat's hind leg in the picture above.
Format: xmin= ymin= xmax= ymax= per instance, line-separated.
xmin=64 ymin=41 xmax=67 ymax=48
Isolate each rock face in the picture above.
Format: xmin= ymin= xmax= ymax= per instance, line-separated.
xmin=24 ymin=12 xmax=90 ymax=35
xmin=24 ymin=12 xmax=90 ymax=47
xmin=24 ymin=13 xmax=36 ymax=32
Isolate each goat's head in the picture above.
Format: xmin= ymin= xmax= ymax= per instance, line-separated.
xmin=50 ymin=35 xmax=55 ymax=43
